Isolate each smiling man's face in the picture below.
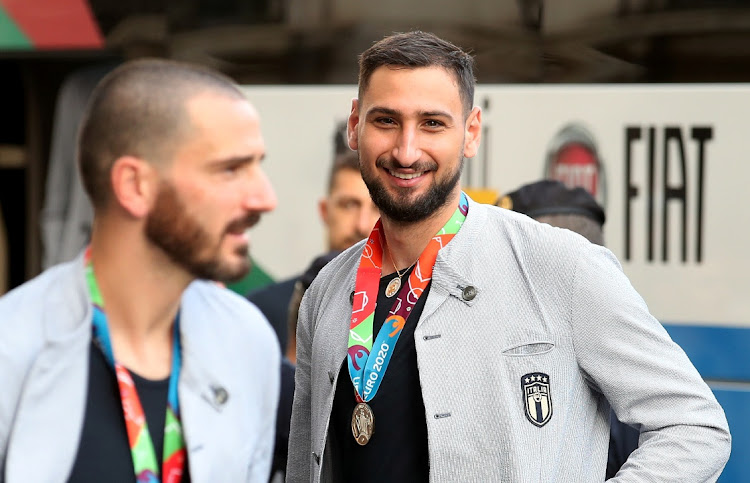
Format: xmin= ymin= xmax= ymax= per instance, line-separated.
xmin=348 ymin=65 xmax=480 ymax=224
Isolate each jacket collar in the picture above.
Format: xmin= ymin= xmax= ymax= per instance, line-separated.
xmin=339 ymin=196 xmax=487 ymax=333
xmin=176 ymin=281 xmax=241 ymax=480
xmin=15 ymin=256 xmax=237 ymax=480
xmin=430 ymin=195 xmax=486 ymax=304
xmin=43 ymin=253 xmax=234 ymax=406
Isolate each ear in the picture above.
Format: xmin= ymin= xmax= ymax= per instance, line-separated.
xmin=347 ymin=98 xmax=360 ymax=151
xmin=463 ymin=106 xmax=482 ymax=159
xmin=110 ymin=155 xmax=156 ymax=218
xmin=318 ymin=197 xmax=330 ymax=225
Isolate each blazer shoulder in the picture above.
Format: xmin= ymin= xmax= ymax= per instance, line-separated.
xmin=185 ymin=280 xmax=278 ymax=346
xmin=0 ymin=260 xmax=83 ymax=331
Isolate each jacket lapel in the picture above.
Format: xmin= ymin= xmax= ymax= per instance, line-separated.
xmin=419 ymin=197 xmax=485 ymax=327
xmin=5 ymin=310 xmax=91 ymax=482
xmin=178 ymin=285 xmax=243 ymax=481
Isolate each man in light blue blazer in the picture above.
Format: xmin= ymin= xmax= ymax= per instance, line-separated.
xmin=0 ymin=59 xmax=280 ymax=482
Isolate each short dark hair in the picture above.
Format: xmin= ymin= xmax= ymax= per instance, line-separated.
xmin=357 ymin=31 xmax=476 ymax=115
xmin=326 ymin=151 xmax=360 ymax=194
xmin=78 ymin=58 xmax=245 ymax=208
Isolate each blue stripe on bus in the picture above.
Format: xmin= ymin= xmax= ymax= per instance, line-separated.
xmin=662 ymin=323 xmax=750 ymax=382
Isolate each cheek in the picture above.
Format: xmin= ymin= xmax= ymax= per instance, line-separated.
xmin=360 ymin=131 xmax=392 ymax=156
xmin=430 ymin=135 xmax=462 ymax=156
xmin=331 ymin=210 xmax=351 ymax=228
xmin=334 ymin=210 xmax=358 ymax=232
xmin=186 ymin=191 xmax=231 ymax=229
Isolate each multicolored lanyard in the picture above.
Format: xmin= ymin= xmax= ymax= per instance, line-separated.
xmin=84 ymin=247 xmax=186 ymax=483
xmin=347 ymin=192 xmax=468 ymax=404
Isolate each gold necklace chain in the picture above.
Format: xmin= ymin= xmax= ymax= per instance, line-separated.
xmin=385 ymin=240 xmax=416 ymax=279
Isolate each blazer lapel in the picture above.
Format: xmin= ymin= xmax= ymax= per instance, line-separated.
xmin=325 ymin=284 xmax=355 ymax=388
xmin=177 ymin=291 xmax=243 ymax=481
xmin=6 ymin=255 xmax=92 ymax=482
xmin=5 ymin=321 xmax=90 ymax=482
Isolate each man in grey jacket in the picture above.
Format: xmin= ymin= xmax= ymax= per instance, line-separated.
xmin=0 ymin=59 xmax=280 ymax=481
xmin=286 ymin=31 xmax=731 ymax=482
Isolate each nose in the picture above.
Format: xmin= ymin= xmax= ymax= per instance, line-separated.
xmin=392 ymin=125 xmax=422 ymax=166
xmin=243 ymin=167 xmax=277 ymax=213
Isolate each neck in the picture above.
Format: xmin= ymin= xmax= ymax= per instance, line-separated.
xmin=380 ymin=189 xmax=461 ymax=273
xmin=88 ymin=217 xmax=191 ymax=379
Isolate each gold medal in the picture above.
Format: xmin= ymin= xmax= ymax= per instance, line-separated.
xmin=351 ymin=402 xmax=375 ymax=445
xmin=385 ymin=276 xmax=401 ymax=298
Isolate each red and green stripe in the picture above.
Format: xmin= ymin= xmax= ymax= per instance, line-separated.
xmin=0 ymin=0 xmax=103 ymax=50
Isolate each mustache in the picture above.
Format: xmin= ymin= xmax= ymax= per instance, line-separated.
xmin=226 ymin=213 xmax=261 ymax=233
xmin=375 ymin=156 xmax=438 ymax=172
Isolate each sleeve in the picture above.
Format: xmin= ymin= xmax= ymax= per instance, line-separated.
xmin=0 ymin=308 xmax=17 ymax=481
xmin=286 ymin=286 xmax=315 ymax=482
xmin=248 ymin=338 xmax=281 ymax=483
xmin=0 ymin=290 xmax=38 ymax=481
xmin=569 ymin=245 xmax=731 ymax=482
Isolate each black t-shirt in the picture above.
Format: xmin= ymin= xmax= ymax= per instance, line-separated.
xmin=331 ymin=267 xmax=430 ymax=482
xmin=67 ymin=342 xmax=191 ymax=482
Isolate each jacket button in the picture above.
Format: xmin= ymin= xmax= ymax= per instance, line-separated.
xmin=328 ymin=371 xmax=335 ymax=384
xmin=312 ymin=452 xmax=320 ymax=464
xmin=212 ymin=386 xmax=229 ymax=405
xmin=462 ymin=285 xmax=477 ymax=301
xmin=350 ymin=291 xmax=355 ymax=305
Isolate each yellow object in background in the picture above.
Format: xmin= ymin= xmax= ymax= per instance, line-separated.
xmin=463 ymin=188 xmax=499 ymax=205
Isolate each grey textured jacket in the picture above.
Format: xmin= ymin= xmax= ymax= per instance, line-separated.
xmin=287 ymin=197 xmax=730 ymax=482
xmin=0 ymin=253 xmax=280 ymax=482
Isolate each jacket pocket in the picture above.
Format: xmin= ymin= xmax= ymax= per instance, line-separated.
xmin=501 ymin=341 xmax=555 ymax=356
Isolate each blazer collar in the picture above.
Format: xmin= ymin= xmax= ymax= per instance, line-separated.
xmin=177 ymin=282 xmax=240 ymax=480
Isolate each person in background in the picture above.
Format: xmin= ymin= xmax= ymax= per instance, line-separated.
xmin=287 ymin=30 xmax=730 ymax=482
xmin=497 ymin=179 xmax=640 ymax=478
xmin=0 ymin=59 xmax=279 ymax=482
xmin=247 ymin=148 xmax=379 ymax=351
xmin=285 ymin=250 xmax=342 ymax=364
xmin=496 ymin=179 xmax=605 ymax=244
xmin=270 ymin=249 xmax=340 ymax=483
xmin=41 ymin=63 xmax=116 ymax=270
xmin=260 ymin=138 xmax=378 ymax=482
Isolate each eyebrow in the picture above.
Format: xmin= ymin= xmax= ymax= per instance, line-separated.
xmin=211 ymin=153 xmax=266 ymax=167
xmin=366 ymin=106 xmax=400 ymax=117
xmin=334 ymin=195 xmax=362 ymax=204
xmin=366 ymin=106 xmax=455 ymax=122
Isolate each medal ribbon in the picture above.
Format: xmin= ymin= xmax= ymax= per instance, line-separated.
xmin=84 ymin=247 xmax=186 ymax=483
xmin=347 ymin=192 xmax=469 ymax=403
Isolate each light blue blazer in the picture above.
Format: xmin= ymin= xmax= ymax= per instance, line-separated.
xmin=0 ymin=253 xmax=279 ymax=482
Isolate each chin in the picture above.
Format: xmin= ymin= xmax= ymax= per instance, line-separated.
xmin=215 ymin=259 xmax=251 ymax=283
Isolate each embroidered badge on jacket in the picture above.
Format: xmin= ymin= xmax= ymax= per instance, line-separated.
xmin=521 ymin=372 xmax=552 ymax=427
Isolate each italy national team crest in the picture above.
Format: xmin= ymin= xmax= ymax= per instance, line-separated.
xmin=521 ymin=372 xmax=552 ymax=427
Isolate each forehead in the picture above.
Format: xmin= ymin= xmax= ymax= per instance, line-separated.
xmin=360 ymin=66 xmax=463 ymax=115
xmin=181 ymin=92 xmax=264 ymax=158
xmin=331 ymin=167 xmax=368 ymax=196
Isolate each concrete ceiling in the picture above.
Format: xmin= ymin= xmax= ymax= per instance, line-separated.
xmin=83 ymin=1 xmax=750 ymax=83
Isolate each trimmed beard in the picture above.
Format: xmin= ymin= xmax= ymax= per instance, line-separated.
xmin=145 ymin=181 xmax=253 ymax=282
xmin=361 ymin=155 xmax=463 ymax=223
